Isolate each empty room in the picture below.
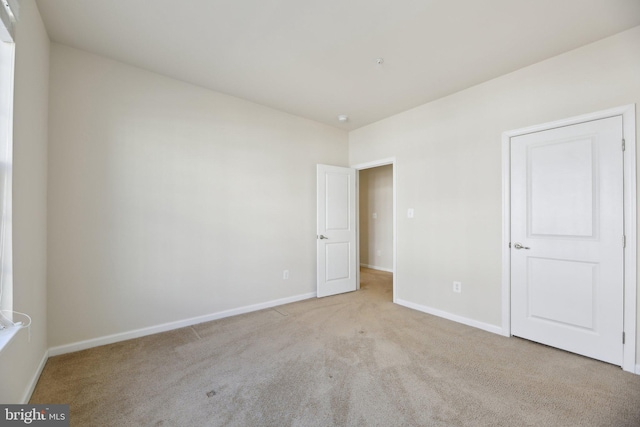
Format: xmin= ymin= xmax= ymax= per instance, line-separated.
xmin=1 ymin=0 xmax=640 ymax=425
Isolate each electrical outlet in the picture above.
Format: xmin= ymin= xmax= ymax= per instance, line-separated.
xmin=283 ymin=270 xmax=289 ymax=280
xmin=376 ymin=250 xmax=382 ymax=257
xmin=372 ymin=212 xmax=377 ymax=219
xmin=453 ymin=281 xmax=462 ymax=293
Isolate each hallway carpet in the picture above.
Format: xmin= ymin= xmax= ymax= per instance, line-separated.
xmin=31 ymin=269 xmax=640 ymax=426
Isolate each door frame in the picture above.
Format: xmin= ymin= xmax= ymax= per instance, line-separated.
xmin=351 ymin=158 xmax=397 ymax=303
xmin=501 ymin=104 xmax=637 ymax=373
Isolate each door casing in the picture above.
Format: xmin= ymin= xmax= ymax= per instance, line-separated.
xmin=501 ymin=104 xmax=637 ymax=373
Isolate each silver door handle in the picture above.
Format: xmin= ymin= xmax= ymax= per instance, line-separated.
xmin=318 ymin=235 xmax=328 ymax=240
xmin=513 ymin=242 xmax=530 ymax=250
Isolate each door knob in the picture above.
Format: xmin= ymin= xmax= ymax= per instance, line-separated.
xmin=513 ymin=242 xmax=530 ymax=250
xmin=318 ymin=235 xmax=329 ymax=240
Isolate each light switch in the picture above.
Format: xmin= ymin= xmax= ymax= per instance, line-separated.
xmin=407 ymin=208 xmax=414 ymax=219
xmin=372 ymin=213 xmax=377 ymax=219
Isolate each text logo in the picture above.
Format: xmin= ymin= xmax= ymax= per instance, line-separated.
xmin=0 ymin=405 xmax=69 ymax=426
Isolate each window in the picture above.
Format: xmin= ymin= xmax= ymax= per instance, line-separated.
xmin=0 ymin=0 xmax=18 ymax=346
xmin=0 ymin=35 xmax=13 ymax=321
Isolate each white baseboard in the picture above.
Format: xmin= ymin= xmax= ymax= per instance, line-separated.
xmin=21 ymin=349 xmax=49 ymax=404
xmin=636 ymin=364 xmax=640 ymax=375
xmin=396 ymin=299 xmax=504 ymax=336
xmin=360 ymin=263 xmax=393 ymax=273
xmin=49 ymin=292 xmax=316 ymax=357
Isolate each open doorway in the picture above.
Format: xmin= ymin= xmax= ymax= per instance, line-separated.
xmin=359 ymin=165 xmax=393 ymax=272
xmin=354 ymin=159 xmax=396 ymax=302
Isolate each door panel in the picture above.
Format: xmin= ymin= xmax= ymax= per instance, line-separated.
xmin=317 ymin=165 xmax=357 ymax=298
xmin=325 ymin=173 xmax=350 ymax=230
xmin=529 ymin=138 xmax=594 ymax=237
xmin=527 ymin=258 xmax=596 ymax=329
xmin=511 ymin=116 xmax=623 ymax=365
xmin=326 ymin=242 xmax=351 ymax=281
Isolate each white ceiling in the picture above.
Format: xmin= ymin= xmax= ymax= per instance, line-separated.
xmin=35 ymin=0 xmax=640 ymax=130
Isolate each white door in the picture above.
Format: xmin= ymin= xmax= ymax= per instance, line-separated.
xmin=510 ymin=116 xmax=624 ymax=365
xmin=317 ymin=164 xmax=357 ymax=298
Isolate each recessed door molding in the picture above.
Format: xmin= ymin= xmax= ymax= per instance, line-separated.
xmin=501 ymin=105 xmax=637 ymax=373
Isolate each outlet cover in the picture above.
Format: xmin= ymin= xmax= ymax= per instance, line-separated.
xmin=453 ymin=281 xmax=462 ymax=293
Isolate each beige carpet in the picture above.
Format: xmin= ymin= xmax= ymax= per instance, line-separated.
xmin=31 ymin=268 xmax=640 ymax=426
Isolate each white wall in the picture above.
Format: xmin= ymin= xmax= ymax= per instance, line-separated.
xmin=359 ymin=165 xmax=393 ymax=271
xmin=0 ymin=0 xmax=49 ymax=403
xmin=46 ymin=44 xmax=348 ymax=348
xmin=349 ymin=26 xmax=640 ymax=360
